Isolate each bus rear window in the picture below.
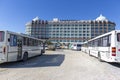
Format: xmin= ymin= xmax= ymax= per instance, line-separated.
xmin=117 ymin=33 xmax=120 ymax=42
xmin=0 ymin=31 xmax=4 ymax=42
xmin=77 ymin=44 xmax=81 ymax=47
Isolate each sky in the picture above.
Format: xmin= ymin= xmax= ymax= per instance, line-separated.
xmin=0 ymin=0 xmax=120 ymax=33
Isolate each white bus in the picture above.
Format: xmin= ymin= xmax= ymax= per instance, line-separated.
xmin=81 ymin=41 xmax=89 ymax=53
xmin=0 ymin=30 xmax=45 ymax=64
xmin=70 ymin=43 xmax=81 ymax=51
xmin=82 ymin=30 xmax=120 ymax=62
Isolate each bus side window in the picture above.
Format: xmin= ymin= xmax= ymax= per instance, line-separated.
xmin=10 ymin=34 xmax=17 ymax=46
xmin=108 ymin=35 xmax=111 ymax=47
xmin=23 ymin=37 xmax=27 ymax=45
xmin=8 ymin=38 xmax=10 ymax=42
xmin=117 ymin=33 xmax=120 ymax=42
xmin=108 ymin=43 xmax=110 ymax=46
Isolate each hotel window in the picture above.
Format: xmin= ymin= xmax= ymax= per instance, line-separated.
xmin=87 ymin=34 xmax=89 ymax=36
xmin=104 ymin=30 xmax=107 ymax=33
xmin=71 ymin=27 xmax=74 ymax=29
xmin=63 ymin=40 xmax=66 ymax=42
xmin=67 ymin=34 xmax=70 ymax=36
xmin=60 ymin=25 xmax=63 ymax=26
xmin=79 ymin=24 xmax=82 ymax=26
xmin=75 ymin=34 xmax=77 ymax=36
xmin=75 ymin=40 xmax=77 ymax=42
xmin=95 ymin=24 xmax=98 ymax=26
xmin=75 ymin=28 xmax=78 ymax=30
xmin=75 ymin=25 xmax=78 ymax=26
xmin=87 ymin=24 xmax=90 ymax=26
xmin=104 ymin=24 xmax=107 ymax=26
xmin=64 ymin=31 xmax=67 ymax=33
xmin=87 ymin=28 xmax=89 ymax=30
xmin=83 ymin=24 xmax=86 ymax=26
xmin=79 ymin=34 xmax=82 ymax=36
xmin=83 ymin=31 xmax=86 ymax=33
xmin=87 ymin=31 xmax=89 ymax=33
xmin=95 ymin=30 xmax=98 ymax=33
xmin=83 ymin=34 xmax=85 ymax=36
xmin=100 ymin=24 xmax=102 ymax=26
xmin=71 ymin=40 xmax=74 ymax=42
xmin=91 ymin=34 xmax=94 ymax=36
xmin=108 ymin=24 xmax=111 ymax=27
xmin=67 ymin=31 xmax=70 ymax=33
xmin=64 ymin=34 xmax=66 ymax=36
xmin=104 ymin=27 xmax=107 ymax=30
xmin=71 ymin=34 xmax=74 ymax=36
xmin=53 ymin=25 xmax=56 ymax=26
xmin=79 ymin=27 xmax=82 ymax=29
xmin=64 ymin=28 xmax=67 ymax=29
xmin=83 ymin=28 xmax=86 ymax=30
xmin=111 ymin=27 xmax=115 ymax=30
xmin=72 ymin=24 xmax=74 ymax=26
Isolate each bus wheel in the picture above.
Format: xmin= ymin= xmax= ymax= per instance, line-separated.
xmin=23 ymin=52 xmax=28 ymax=61
xmin=43 ymin=50 xmax=45 ymax=53
xmin=89 ymin=51 xmax=91 ymax=56
xmin=40 ymin=50 xmax=43 ymax=56
xmin=98 ymin=53 xmax=102 ymax=62
xmin=42 ymin=49 xmax=45 ymax=53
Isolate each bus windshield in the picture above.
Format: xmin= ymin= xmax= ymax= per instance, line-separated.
xmin=117 ymin=33 xmax=120 ymax=42
xmin=0 ymin=31 xmax=4 ymax=42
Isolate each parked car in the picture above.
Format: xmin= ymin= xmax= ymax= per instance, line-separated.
xmin=48 ymin=44 xmax=56 ymax=51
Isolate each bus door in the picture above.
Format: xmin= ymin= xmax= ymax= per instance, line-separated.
xmin=17 ymin=39 xmax=22 ymax=60
xmin=42 ymin=42 xmax=45 ymax=53
xmin=0 ymin=31 xmax=5 ymax=61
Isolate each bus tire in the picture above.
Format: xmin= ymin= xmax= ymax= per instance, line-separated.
xmin=40 ymin=50 xmax=43 ymax=56
xmin=23 ymin=52 xmax=28 ymax=61
xmin=89 ymin=51 xmax=91 ymax=56
xmin=42 ymin=49 xmax=45 ymax=53
xmin=98 ymin=53 xmax=102 ymax=62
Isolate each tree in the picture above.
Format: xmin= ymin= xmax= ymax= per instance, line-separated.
xmin=46 ymin=40 xmax=53 ymax=45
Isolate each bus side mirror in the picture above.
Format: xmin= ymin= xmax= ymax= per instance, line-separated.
xmin=8 ymin=38 xmax=10 ymax=42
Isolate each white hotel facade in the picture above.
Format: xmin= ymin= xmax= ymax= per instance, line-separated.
xmin=26 ymin=15 xmax=115 ymax=44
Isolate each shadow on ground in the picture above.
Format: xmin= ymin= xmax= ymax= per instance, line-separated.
xmin=0 ymin=54 xmax=65 ymax=68
xmin=108 ymin=62 xmax=120 ymax=68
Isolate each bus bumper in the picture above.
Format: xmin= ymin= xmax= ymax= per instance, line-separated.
xmin=107 ymin=57 xmax=120 ymax=63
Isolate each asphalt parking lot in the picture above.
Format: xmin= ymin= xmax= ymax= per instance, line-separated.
xmin=0 ymin=49 xmax=120 ymax=80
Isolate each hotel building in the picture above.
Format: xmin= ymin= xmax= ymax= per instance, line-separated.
xmin=26 ymin=15 xmax=115 ymax=44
